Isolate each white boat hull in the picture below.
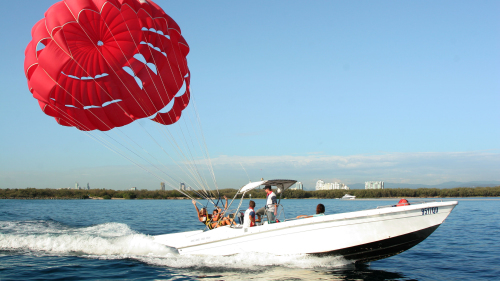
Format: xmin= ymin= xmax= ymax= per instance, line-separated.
xmin=154 ymin=201 xmax=457 ymax=263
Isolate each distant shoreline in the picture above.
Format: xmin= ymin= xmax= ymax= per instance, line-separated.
xmin=1 ymin=186 xmax=499 ymax=200
xmin=1 ymin=197 xmax=499 ymax=201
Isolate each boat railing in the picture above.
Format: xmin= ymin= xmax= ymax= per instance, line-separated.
xmin=261 ymin=204 xmax=286 ymax=225
xmin=376 ymin=199 xmax=444 ymax=209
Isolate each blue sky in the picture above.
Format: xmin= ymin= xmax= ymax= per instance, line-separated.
xmin=1 ymin=0 xmax=499 ymax=190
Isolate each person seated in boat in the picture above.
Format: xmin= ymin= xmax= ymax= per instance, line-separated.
xmin=192 ymin=200 xmax=213 ymax=229
xmin=211 ymin=196 xmax=234 ymax=228
xmin=256 ymin=186 xmax=277 ymax=222
xmin=211 ymin=208 xmax=221 ymax=228
xmin=243 ymin=200 xmax=256 ymax=227
xmin=211 ymin=207 xmax=231 ymax=228
xmin=296 ymin=203 xmax=325 ymax=219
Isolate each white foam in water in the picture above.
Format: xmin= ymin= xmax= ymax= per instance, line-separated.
xmin=0 ymin=221 xmax=173 ymax=256
xmin=0 ymin=221 xmax=351 ymax=269
xmin=136 ymin=252 xmax=351 ymax=269
xmin=0 ymin=221 xmax=133 ymax=236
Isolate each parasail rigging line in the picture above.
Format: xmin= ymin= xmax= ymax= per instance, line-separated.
xmin=69 ymin=7 xmax=217 ymax=203
xmin=40 ymin=53 xmax=207 ymax=201
xmin=239 ymin=162 xmax=251 ymax=183
xmin=183 ymin=100 xmax=219 ymax=195
xmin=37 ymin=52 xmax=203 ymax=197
xmin=117 ymin=11 xmax=220 ymax=200
xmin=112 ymin=8 xmax=217 ymax=198
xmin=43 ymin=102 xmax=198 ymax=197
xmin=130 ymin=12 xmax=221 ymax=200
xmin=128 ymin=19 xmax=219 ymax=202
xmin=192 ymin=98 xmax=219 ymax=192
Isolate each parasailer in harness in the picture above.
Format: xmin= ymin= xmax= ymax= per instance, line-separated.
xmin=192 ymin=200 xmax=213 ymax=230
xmin=210 ymin=196 xmax=233 ymax=228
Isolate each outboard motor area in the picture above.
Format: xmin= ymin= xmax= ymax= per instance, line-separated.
xmin=236 ymin=212 xmax=245 ymax=225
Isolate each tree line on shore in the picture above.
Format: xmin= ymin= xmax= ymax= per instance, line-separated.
xmin=0 ymin=186 xmax=499 ymax=199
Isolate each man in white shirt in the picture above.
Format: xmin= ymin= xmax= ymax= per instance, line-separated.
xmin=256 ymin=186 xmax=277 ymax=222
xmin=243 ymin=200 xmax=256 ymax=228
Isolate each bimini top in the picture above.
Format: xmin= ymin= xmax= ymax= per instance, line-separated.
xmin=238 ymin=179 xmax=297 ymax=194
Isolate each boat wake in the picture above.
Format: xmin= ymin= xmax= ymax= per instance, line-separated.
xmin=0 ymin=220 xmax=351 ymax=269
xmin=0 ymin=220 xmax=171 ymax=257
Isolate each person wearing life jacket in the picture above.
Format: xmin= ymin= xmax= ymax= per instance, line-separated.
xmin=211 ymin=207 xmax=231 ymax=228
xmin=243 ymin=200 xmax=256 ymax=228
xmin=211 ymin=196 xmax=234 ymax=228
xmin=192 ymin=200 xmax=213 ymax=229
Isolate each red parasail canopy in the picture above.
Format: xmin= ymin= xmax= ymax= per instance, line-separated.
xmin=24 ymin=0 xmax=190 ymax=131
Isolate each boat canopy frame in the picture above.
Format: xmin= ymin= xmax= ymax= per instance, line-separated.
xmin=238 ymin=179 xmax=297 ymax=194
xmin=227 ymin=179 xmax=297 ymax=226
xmin=200 ymin=179 xmax=297 ymax=231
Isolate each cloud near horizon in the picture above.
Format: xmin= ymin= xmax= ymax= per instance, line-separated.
xmin=209 ymin=151 xmax=500 ymax=187
xmin=1 ymin=151 xmax=498 ymax=190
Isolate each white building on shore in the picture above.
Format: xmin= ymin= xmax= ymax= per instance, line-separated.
xmin=365 ymin=181 xmax=384 ymax=189
xmin=290 ymin=182 xmax=304 ymax=190
xmin=316 ymin=180 xmax=349 ymax=190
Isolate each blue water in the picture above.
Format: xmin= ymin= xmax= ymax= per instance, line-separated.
xmin=0 ymin=198 xmax=498 ymax=280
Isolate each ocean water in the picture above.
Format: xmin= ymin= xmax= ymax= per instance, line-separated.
xmin=0 ymin=198 xmax=498 ymax=280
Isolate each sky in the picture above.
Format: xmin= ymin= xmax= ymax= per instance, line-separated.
xmin=0 ymin=0 xmax=499 ymax=191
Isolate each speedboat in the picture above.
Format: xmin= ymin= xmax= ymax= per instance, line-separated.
xmin=342 ymin=194 xmax=356 ymax=200
xmin=154 ymin=179 xmax=458 ymax=263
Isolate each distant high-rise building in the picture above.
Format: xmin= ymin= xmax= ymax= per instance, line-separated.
xmin=130 ymin=187 xmax=137 ymax=191
xmin=86 ymin=183 xmax=90 ymax=190
xmin=316 ymin=180 xmax=349 ymax=190
xmin=160 ymin=182 xmax=165 ymax=191
xmin=365 ymin=181 xmax=384 ymax=189
xmin=297 ymin=182 xmax=303 ymax=190
xmin=75 ymin=182 xmax=80 ymax=190
xmin=180 ymin=182 xmax=185 ymax=190
xmin=291 ymin=182 xmax=304 ymax=190
xmin=316 ymin=180 xmax=324 ymax=190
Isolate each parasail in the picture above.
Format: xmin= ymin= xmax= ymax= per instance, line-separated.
xmin=24 ymin=0 xmax=191 ymax=131
xmin=23 ymin=0 xmax=220 ymax=203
